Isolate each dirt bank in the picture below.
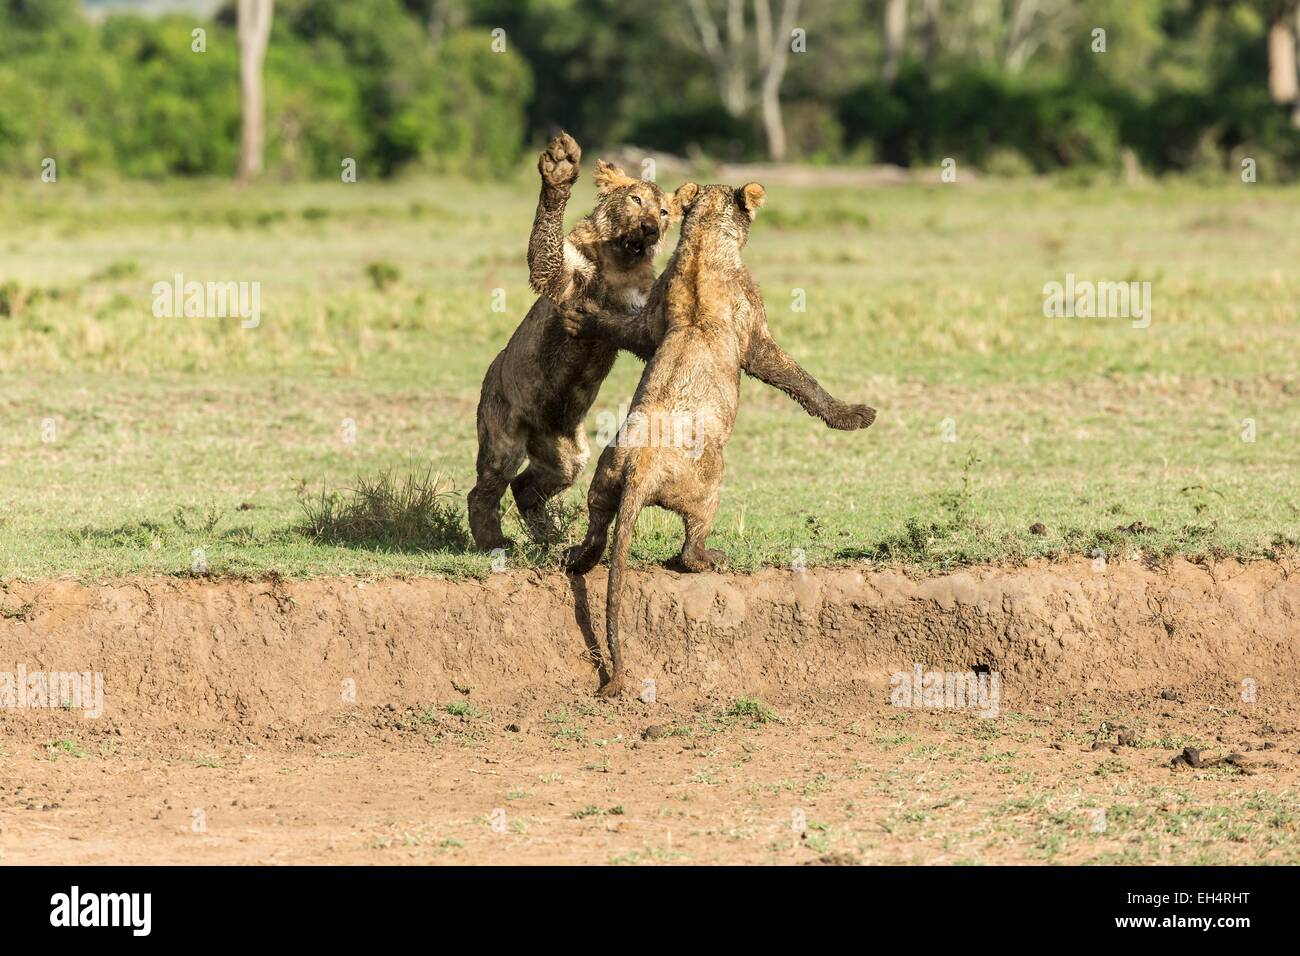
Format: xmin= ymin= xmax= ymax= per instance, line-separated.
xmin=1 ymin=558 xmax=1296 ymax=728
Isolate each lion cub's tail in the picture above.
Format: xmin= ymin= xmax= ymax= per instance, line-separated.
xmin=601 ymin=458 xmax=648 ymax=695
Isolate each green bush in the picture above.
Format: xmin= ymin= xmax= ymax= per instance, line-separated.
xmin=3 ymin=0 xmax=1298 ymax=178
xmin=0 ymin=0 xmax=532 ymax=180
xmin=839 ymin=66 xmax=1124 ymax=173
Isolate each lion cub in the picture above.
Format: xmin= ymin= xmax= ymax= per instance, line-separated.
xmin=562 ymin=182 xmax=782 ymax=696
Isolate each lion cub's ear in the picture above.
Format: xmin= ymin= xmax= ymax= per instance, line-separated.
xmin=593 ymin=159 xmax=638 ymax=194
xmin=735 ymin=182 xmax=766 ymax=220
xmin=671 ymin=182 xmax=701 ymax=216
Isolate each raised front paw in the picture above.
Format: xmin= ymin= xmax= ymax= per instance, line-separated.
xmin=539 ymin=132 xmax=581 ymax=192
xmin=828 ymin=402 xmax=877 ymax=431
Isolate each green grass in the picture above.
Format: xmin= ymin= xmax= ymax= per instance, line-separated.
xmin=298 ymin=465 xmax=469 ymax=553
xmin=45 ymin=739 xmax=87 ymax=759
xmin=0 ymin=171 xmax=1297 ymax=578
xmin=724 ymin=697 xmax=779 ymax=724
xmin=444 ymin=700 xmax=477 ymax=718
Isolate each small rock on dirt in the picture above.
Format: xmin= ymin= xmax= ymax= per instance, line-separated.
xmin=643 ymin=725 xmax=672 ymax=741
xmin=1117 ymin=731 xmax=1137 ymax=747
xmin=1182 ymin=747 xmax=1202 ymax=768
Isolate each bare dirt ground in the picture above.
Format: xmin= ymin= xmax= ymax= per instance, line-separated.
xmin=2 ymin=557 xmax=1298 ymax=865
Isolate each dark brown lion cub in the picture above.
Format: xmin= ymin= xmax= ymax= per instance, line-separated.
xmin=562 ymin=182 xmax=872 ymax=696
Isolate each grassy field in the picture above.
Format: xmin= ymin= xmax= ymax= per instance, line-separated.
xmin=0 ymin=169 xmax=1297 ymax=578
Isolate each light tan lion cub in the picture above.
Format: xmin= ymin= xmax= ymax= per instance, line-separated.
xmin=562 ymin=182 xmax=874 ymax=696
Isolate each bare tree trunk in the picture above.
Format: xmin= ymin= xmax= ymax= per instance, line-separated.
xmin=428 ymin=0 xmax=447 ymax=45
xmin=685 ymin=0 xmax=798 ymax=154
xmin=883 ymin=0 xmax=908 ymax=86
xmin=1268 ymin=16 xmax=1297 ymax=100
xmin=1269 ymin=9 xmax=1299 ymax=122
xmin=759 ymin=0 xmax=801 ymax=161
xmin=921 ymin=0 xmax=941 ymax=75
xmin=238 ymin=0 xmax=274 ymax=183
xmin=1294 ymin=5 xmax=1300 ymax=127
xmin=723 ymin=0 xmax=750 ymax=113
xmin=1267 ymin=4 xmax=1300 ymax=127
xmin=427 ymin=0 xmax=466 ymax=50
xmin=754 ymin=0 xmax=773 ymax=69
xmin=971 ymin=0 xmax=999 ymax=64
xmin=687 ymin=0 xmax=750 ymax=115
xmin=1004 ymin=0 xmax=1039 ymax=73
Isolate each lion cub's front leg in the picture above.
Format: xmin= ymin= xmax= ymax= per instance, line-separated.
xmin=528 ymin=132 xmax=584 ymax=301
xmin=556 ymin=298 xmax=658 ymax=362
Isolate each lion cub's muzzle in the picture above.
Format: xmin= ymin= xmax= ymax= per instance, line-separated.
xmin=620 ymin=220 xmax=661 ymax=259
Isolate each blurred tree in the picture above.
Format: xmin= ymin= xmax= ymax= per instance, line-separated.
xmin=1265 ymin=0 xmax=1300 ymax=124
xmin=237 ymin=0 xmax=275 ymax=181
xmin=920 ymin=0 xmax=941 ymax=74
xmin=883 ymin=0 xmax=907 ymax=85
xmin=684 ymin=0 xmax=803 ymax=159
xmin=759 ymin=0 xmax=802 ymax=159
xmin=0 ymin=0 xmax=80 ymax=39
xmin=103 ymin=15 xmax=241 ymax=176
xmin=1004 ymin=0 xmax=1077 ymax=73
xmin=402 ymin=0 xmax=470 ymax=44
xmin=1 ymin=0 xmax=1298 ymax=176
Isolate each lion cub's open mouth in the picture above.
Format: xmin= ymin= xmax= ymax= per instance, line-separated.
xmin=619 ymin=235 xmax=651 ymax=258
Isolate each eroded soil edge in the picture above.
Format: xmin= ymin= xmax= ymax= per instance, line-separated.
xmin=2 ymin=557 xmax=1296 ymax=729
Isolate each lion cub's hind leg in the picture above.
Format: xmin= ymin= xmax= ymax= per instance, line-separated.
xmin=673 ymin=490 xmax=726 ymax=572
xmin=468 ymin=401 xmax=527 ymax=552
xmin=511 ymin=427 xmax=590 ymax=544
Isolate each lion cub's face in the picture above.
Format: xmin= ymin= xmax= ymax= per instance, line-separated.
xmin=591 ymin=160 xmax=672 ymax=264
